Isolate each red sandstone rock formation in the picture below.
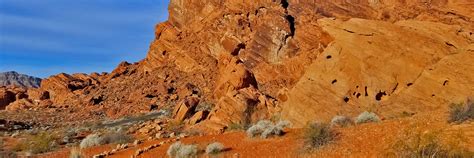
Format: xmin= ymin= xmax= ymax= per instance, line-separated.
xmin=3 ymin=0 xmax=474 ymax=130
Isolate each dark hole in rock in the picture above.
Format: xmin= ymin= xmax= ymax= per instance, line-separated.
xmin=432 ymin=94 xmax=436 ymax=97
xmin=445 ymin=42 xmax=456 ymax=48
xmin=407 ymin=83 xmax=413 ymax=87
xmin=331 ymin=79 xmax=337 ymax=84
xmin=167 ymin=87 xmax=176 ymax=94
xmin=149 ymin=104 xmax=158 ymax=111
xmin=326 ymin=55 xmax=332 ymax=59
xmin=356 ymin=93 xmax=361 ymax=98
xmin=343 ymin=97 xmax=350 ymax=103
xmin=364 ymin=86 xmax=368 ymax=96
xmin=231 ymin=43 xmax=246 ymax=56
xmin=285 ymin=15 xmax=295 ymax=36
xmin=280 ymin=0 xmax=289 ymax=9
xmin=443 ymin=80 xmax=449 ymax=86
xmin=375 ymin=91 xmax=387 ymax=101
xmin=91 ymin=95 xmax=104 ymax=105
xmin=145 ymin=94 xmax=155 ymax=98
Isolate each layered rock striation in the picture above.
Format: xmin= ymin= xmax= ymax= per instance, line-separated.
xmin=3 ymin=0 xmax=474 ymax=130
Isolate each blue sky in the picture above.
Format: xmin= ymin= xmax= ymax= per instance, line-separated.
xmin=0 ymin=0 xmax=170 ymax=78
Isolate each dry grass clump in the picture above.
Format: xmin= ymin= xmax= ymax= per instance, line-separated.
xmin=387 ymin=125 xmax=473 ymax=158
xmin=13 ymin=132 xmax=58 ymax=154
xmin=69 ymin=147 xmax=83 ymax=158
xmin=167 ymin=141 xmax=198 ymax=158
xmin=448 ymin=99 xmax=474 ymax=123
xmin=303 ymin=123 xmax=335 ymax=150
xmin=246 ymin=120 xmax=291 ymax=138
xmin=227 ymin=122 xmax=244 ymax=131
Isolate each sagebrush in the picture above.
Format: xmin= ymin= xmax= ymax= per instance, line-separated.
xmin=167 ymin=141 xmax=198 ymax=158
xmin=330 ymin=115 xmax=353 ymax=127
xmin=206 ymin=142 xmax=224 ymax=155
xmin=80 ymin=132 xmax=132 ymax=149
xmin=246 ymin=120 xmax=291 ymax=138
xmin=355 ymin=111 xmax=380 ymax=124
xmin=303 ymin=123 xmax=335 ymax=150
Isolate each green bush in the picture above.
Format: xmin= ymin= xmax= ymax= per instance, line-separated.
xmin=303 ymin=123 xmax=335 ymax=150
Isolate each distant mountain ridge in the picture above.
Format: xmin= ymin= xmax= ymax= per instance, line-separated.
xmin=0 ymin=71 xmax=42 ymax=88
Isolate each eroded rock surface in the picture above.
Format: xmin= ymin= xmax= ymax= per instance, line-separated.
xmin=3 ymin=0 xmax=474 ymax=130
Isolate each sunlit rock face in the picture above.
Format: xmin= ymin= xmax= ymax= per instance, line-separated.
xmin=8 ymin=0 xmax=474 ymax=130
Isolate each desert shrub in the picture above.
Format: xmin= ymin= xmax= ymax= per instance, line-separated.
xmin=448 ymin=100 xmax=474 ymax=123
xmin=100 ymin=132 xmax=132 ymax=144
xmin=206 ymin=142 xmax=224 ymax=155
xmin=167 ymin=141 xmax=182 ymax=157
xmin=246 ymin=120 xmax=272 ymax=138
xmin=167 ymin=120 xmax=185 ymax=134
xmin=69 ymin=148 xmax=82 ymax=158
xmin=177 ymin=144 xmax=198 ymax=158
xmin=330 ymin=115 xmax=353 ymax=127
xmin=261 ymin=120 xmax=291 ymax=139
xmin=167 ymin=141 xmax=198 ymax=158
xmin=276 ymin=120 xmax=291 ymax=129
xmin=303 ymin=123 xmax=335 ymax=150
xmin=80 ymin=132 xmax=132 ymax=149
xmin=355 ymin=111 xmax=380 ymax=124
xmin=13 ymin=132 xmax=58 ymax=154
xmin=387 ymin=125 xmax=473 ymax=158
xmin=246 ymin=120 xmax=290 ymax=138
xmin=227 ymin=122 xmax=244 ymax=131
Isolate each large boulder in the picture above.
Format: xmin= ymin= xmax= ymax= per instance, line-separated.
xmin=0 ymin=88 xmax=16 ymax=110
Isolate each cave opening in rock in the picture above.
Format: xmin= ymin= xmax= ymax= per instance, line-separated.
xmin=286 ymin=15 xmax=295 ymax=36
xmin=343 ymin=96 xmax=350 ymax=103
xmin=231 ymin=43 xmax=246 ymax=56
xmin=443 ymin=80 xmax=449 ymax=86
xmin=364 ymin=86 xmax=368 ymax=96
xmin=280 ymin=0 xmax=289 ymax=9
xmin=375 ymin=91 xmax=387 ymax=101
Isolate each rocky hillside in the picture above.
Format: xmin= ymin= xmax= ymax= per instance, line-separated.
xmin=0 ymin=71 xmax=42 ymax=88
xmin=1 ymin=0 xmax=473 ymax=131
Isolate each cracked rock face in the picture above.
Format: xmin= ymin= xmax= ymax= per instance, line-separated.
xmin=4 ymin=0 xmax=474 ymax=130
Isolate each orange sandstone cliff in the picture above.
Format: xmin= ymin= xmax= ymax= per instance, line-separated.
xmin=2 ymin=0 xmax=473 ymax=131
